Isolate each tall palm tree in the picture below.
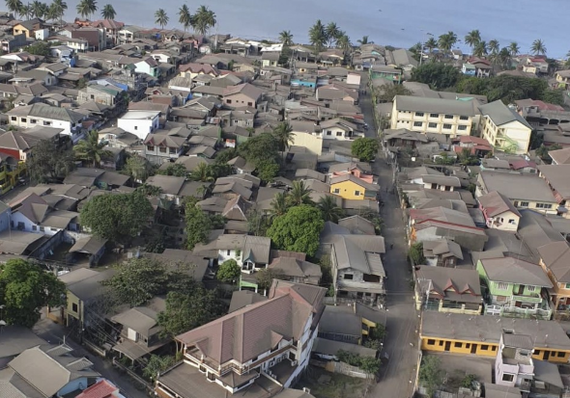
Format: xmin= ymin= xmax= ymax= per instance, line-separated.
xmin=191 ymin=5 xmax=216 ymax=36
xmin=497 ymin=47 xmax=511 ymax=70
xmin=424 ymin=37 xmax=437 ymax=53
xmin=309 ymin=19 xmax=326 ymax=55
xmin=30 ymin=1 xmax=46 ymax=18
xmin=317 ymin=196 xmax=344 ymax=223
xmin=272 ymin=121 xmax=294 ymax=159
xmin=488 ymin=39 xmax=500 ymax=55
xmin=20 ymin=4 xmax=30 ymax=19
xmin=357 ymin=35 xmax=370 ymax=45
xmin=473 ymin=41 xmax=488 ymax=57
xmin=279 ymin=30 xmax=293 ymax=46
xmin=508 ymin=42 xmax=520 ymax=57
xmin=325 ymin=22 xmax=340 ymax=47
xmin=73 ymin=130 xmax=112 ymax=168
xmin=49 ymin=0 xmax=67 ymax=24
xmin=178 ymin=4 xmax=192 ymax=32
xmin=101 ymin=4 xmax=115 ymax=19
xmin=154 ymin=8 xmax=168 ymax=30
xmin=531 ymin=39 xmax=547 ymax=56
xmin=336 ymin=32 xmax=351 ymax=54
xmin=5 ymin=0 xmax=23 ymax=18
xmin=76 ymin=0 xmax=97 ymax=20
xmin=269 ymin=192 xmax=289 ymax=218
xmin=191 ymin=162 xmax=213 ymax=182
xmin=437 ymin=31 xmax=457 ymax=54
xmin=464 ymin=30 xmax=481 ymax=50
xmin=288 ymin=180 xmax=312 ymax=206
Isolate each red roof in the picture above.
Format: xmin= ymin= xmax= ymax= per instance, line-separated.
xmin=454 ymin=136 xmax=492 ymax=146
xmin=76 ymin=380 xmax=118 ymax=398
xmin=509 ymin=159 xmax=537 ymax=170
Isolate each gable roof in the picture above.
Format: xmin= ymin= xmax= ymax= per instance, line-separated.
xmin=537 ymin=241 xmax=570 ymax=283
xmin=478 ymin=191 xmax=521 ymax=218
xmin=548 ymin=147 xmax=570 ymax=165
xmin=76 ymin=379 xmax=118 ymax=398
xmin=176 ymin=280 xmax=325 ymax=365
xmin=222 ymin=83 xmax=263 ymax=102
xmin=330 ymin=174 xmax=379 ymax=191
xmin=537 ymin=164 xmax=570 ymax=200
xmin=6 ymin=103 xmax=84 ymax=123
xmin=479 ymin=257 xmax=552 ymax=287
xmin=416 ymin=266 xmax=481 ymax=303
xmin=394 ymin=95 xmax=476 ymax=116
xmin=111 ymin=296 xmax=165 ymax=336
xmin=479 ymin=100 xmax=533 ymax=129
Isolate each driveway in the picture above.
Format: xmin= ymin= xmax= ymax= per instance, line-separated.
xmin=359 ymin=73 xmax=420 ymax=398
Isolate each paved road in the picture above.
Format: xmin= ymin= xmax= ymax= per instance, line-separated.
xmin=359 ymin=73 xmax=420 ymax=398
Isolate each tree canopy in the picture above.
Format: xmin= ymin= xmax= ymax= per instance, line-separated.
xmin=216 ymin=259 xmax=241 ymax=283
xmin=0 ymin=259 xmax=66 ymax=327
xmin=267 ymin=205 xmax=324 ymax=257
xmin=410 ymin=62 xmax=462 ymax=90
xmin=25 ymin=41 xmax=51 ymax=56
xmin=238 ymin=133 xmax=281 ymax=183
xmin=184 ymin=197 xmax=213 ymax=250
xmin=80 ymin=191 xmax=153 ymax=243
xmin=28 ymin=139 xmax=75 ymax=183
xmin=351 ymin=137 xmax=379 ymax=162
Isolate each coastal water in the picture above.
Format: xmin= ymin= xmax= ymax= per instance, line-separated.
xmin=66 ymin=0 xmax=568 ymax=58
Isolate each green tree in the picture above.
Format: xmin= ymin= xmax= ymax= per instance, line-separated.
xmin=155 ymin=8 xmax=169 ymax=30
xmin=336 ymin=32 xmax=351 ymax=55
xmin=357 ymin=35 xmax=369 ymax=45
xmin=272 ymin=121 xmax=294 ymax=159
xmin=191 ymin=5 xmax=216 ymax=36
xmin=408 ymin=242 xmax=426 ymax=264
xmin=256 ymin=160 xmax=280 ymax=183
xmin=73 ymin=130 xmax=112 ymax=168
xmin=288 ymin=180 xmax=313 ymax=206
xmin=536 ymin=143 xmax=562 ymax=161
xmin=508 ymin=41 xmax=520 ymax=57
xmin=411 ymin=62 xmax=462 ymax=90
xmin=25 ymin=41 xmax=51 ymax=56
xmin=49 ymin=0 xmax=67 ymax=23
xmin=178 ymin=4 xmax=192 ymax=32
xmin=309 ymin=19 xmax=326 ymax=56
xmin=424 ymin=37 xmax=437 ymax=53
xmin=215 ymin=148 xmax=237 ymax=164
xmin=143 ymin=355 xmax=176 ymax=381
xmin=542 ymin=89 xmax=565 ymax=106
xmin=27 ymin=139 xmax=75 ymax=183
xmin=30 ymin=1 xmax=47 ymax=18
xmin=464 ymin=30 xmax=481 ymax=50
xmin=325 ymin=22 xmax=340 ymax=47
xmin=472 ymin=40 xmax=487 ymax=57
xmin=267 ymin=205 xmax=324 ymax=257
xmin=190 ymin=162 xmax=213 ymax=182
xmin=374 ymin=83 xmax=412 ymax=103
xmin=269 ymin=191 xmax=289 ymax=218
xmin=0 ymin=259 xmax=66 ymax=327
xmin=5 ymin=0 xmax=23 ymax=18
xmin=531 ymin=39 xmax=547 ymax=56
xmin=76 ymin=0 xmax=97 ymax=19
xmin=437 ymin=31 xmax=457 ymax=54
xmin=238 ymin=133 xmax=281 ymax=183
xmin=488 ymin=39 xmax=500 ymax=55
xmin=80 ymin=192 xmax=153 ymax=243
xmin=216 ymin=259 xmax=241 ymax=283
xmin=184 ymin=197 xmax=212 ymax=250
xmin=256 ymin=268 xmax=282 ymax=291
xmin=357 ymin=207 xmax=383 ymax=234
xmin=351 ymin=137 xmax=379 ymax=162
xmin=279 ymin=30 xmax=293 ymax=46
xmin=317 ymin=195 xmax=344 ymax=223
xmin=101 ymin=3 xmax=115 ymax=19
xmin=419 ymin=356 xmax=445 ymax=397
xmin=123 ymin=155 xmax=152 ymax=183
xmin=158 ymin=163 xmax=188 ymax=177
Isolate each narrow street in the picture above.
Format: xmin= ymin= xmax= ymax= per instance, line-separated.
xmin=360 ymin=73 xmax=420 ymax=398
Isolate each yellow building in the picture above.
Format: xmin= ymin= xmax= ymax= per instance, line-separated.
xmin=537 ymin=241 xmax=570 ymax=319
xmin=421 ymin=312 xmax=570 ymax=363
xmin=330 ymin=174 xmax=379 ymax=201
xmin=479 ymin=100 xmax=533 ymax=154
xmin=12 ymin=19 xmax=44 ymax=38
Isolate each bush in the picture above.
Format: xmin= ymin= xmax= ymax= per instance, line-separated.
xmin=217 ymin=259 xmax=241 ymax=283
xmin=336 ymin=350 xmax=382 ymax=375
xmin=351 ymin=137 xmax=379 ymax=162
xmin=408 ymin=242 xmax=426 ymax=265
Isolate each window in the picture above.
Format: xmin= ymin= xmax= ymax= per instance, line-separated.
xmin=527 ymin=285 xmax=536 ymax=292
xmin=336 ymin=131 xmax=342 ymax=136
xmin=90 ymin=94 xmax=95 ymax=99
xmin=565 ymin=283 xmax=570 ymax=289
xmin=247 ymin=102 xmax=253 ymax=106
xmin=443 ymin=124 xmax=452 ymax=129
xmin=72 ymin=303 xmax=78 ymax=312
xmin=227 ymin=250 xmax=231 ymax=255
xmin=10 ymin=116 xmax=16 ymax=121
xmin=497 ymin=282 xmax=509 ymax=290
xmin=520 ymin=201 xmax=529 ymax=207
xmin=32 ymin=225 xmax=37 ymax=231
xmin=326 ymin=131 xmax=332 ymax=136
xmin=459 ymin=116 xmax=469 ymax=120
xmin=502 ymin=374 xmax=514 ymax=382
xmin=134 ymin=126 xmax=138 ymax=130
xmin=481 ymin=345 xmax=489 ymax=351
xmin=159 ymin=147 xmax=167 ymax=153
xmin=558 ymin=352 xmax=565 ymax=358
xmin=21 ymin=118 xmax=26 ymax=123
xmin=454 ymin=342 xmax=462 ymax=348
xmin=40 ymin=226 xmax=45 ymax=232
xmin=492 ymin=346 xmax=497 ymax=351
xmin=429 ymin=113 xmax=438 ymax=118
xmin=428 ymin=122 xmax=437 ymax=128
xmin=333 ymin=188 xmax=340 ymax=194
xmin=416 ymin=112 xmax=424 ymax=117
xmin=344 ymin=274 xmax=354 ymax=280
xmin=146 ymin=145 xmax=154 ymax=151
xmin=43 ymin=121 xmax=51 ymax=126
xmin=413 ymin=121 xmax=422 ymax=127
xmin=535 ymin=350 xmax=541 ymax=355
xmin=427 ymin=339 xmax=435 ymax=345
xmin=30 ymin=119 xmax=36 ymax=124
xmin=354 ymin=190 xmax=361 ymax=196
xmin=458 ymin=125 xmax=467 ymax=130
xmin=169 ymin=148 xmax=177 ymax=154
xmin=535 ymin=203 xmax=553 ymax=209
xmin=444 ymin=114 xmax=453 ymax=119
xmin=227 ymin=99 xmax=232 ymax=104
xmin=508 ymin=219 xmax=516 ymax=224
xmin=439 ymin=341 xmax=444 ymax=346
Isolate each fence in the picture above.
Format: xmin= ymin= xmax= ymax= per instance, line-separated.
xmin=112 ymin=357 xmax=154 ymax=393
xmin=324 ymin=361 xmax=375 ymax=379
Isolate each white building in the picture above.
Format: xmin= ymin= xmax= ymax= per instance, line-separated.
xmin=117 ymin=110 xmax=160 ymax=140
xmin=479 ymin=100 xmax=533 ymax=154
xmin=391 ymin=95 xmax=476 ymax=138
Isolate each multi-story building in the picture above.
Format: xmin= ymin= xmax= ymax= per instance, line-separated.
xmin=390 ymin=95 xmax=476 ymax=138
xmin=155 ymin=280 xmax=326 ymax=398
xmin=479 ymin=100 xmax=533 ymax=154
xmin=495 ymin=332 xmax=534 ymax=392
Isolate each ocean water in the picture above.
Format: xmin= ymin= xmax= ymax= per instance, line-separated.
xmin=65 ymin=0 xmax=568 ymax=58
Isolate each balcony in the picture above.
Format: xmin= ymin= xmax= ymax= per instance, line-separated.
xmin=485 ymin=304 xmax=551 ymax=320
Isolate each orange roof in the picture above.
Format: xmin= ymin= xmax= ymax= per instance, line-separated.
xmin=76 ymin=380 xmax=117 ymax=398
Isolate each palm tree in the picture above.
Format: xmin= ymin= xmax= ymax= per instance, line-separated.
xmin=288 ymin=180 xmax=312 ymax=206
xmin=279 ymin=30 xmax=293 ymax=46
xmin=423 ymin=37 xmax=437 ymax=54
xmin=73 ymin=130 xmax=112 ymax=168
xmin=309 ymin=19 xmax=326 ymax=55
xmin=473 ymin=41 xmax=488 ymax=57
xmin=497 ymin=47 xmax=511 ymax=70
xmin=154 ymin=8 xmax=168 ymax=30
xmin=357 ymin=35 xmax=370 ymax=45
xmin=464 ymin=30 xmax=481 ymax=50
xmin=191 ymin=5 xmax=216 ymax=36
xmin=101 ymin=3 xmax=115 ymax=19
xmin=5 ymin=0 xmax=22 ymax=18
xmin=508 ymin=42 xmax=520 ymax=57
xmin=336 ymin=32 xmax=351 ymax=54
xmin=123 ymin=155 xmax=151 ymax=184
xmin=191 ymin=162 xmax=213 ymax=182
xmin=76 ymin=0 xmax=97 ymax=20
xmin=269 ymin=192 xmax=289 ymax=218
xmin=30 ymin=1 xmax=46 ymax=18
xmin=437 ymin=31 xmax=457 ymax=54
xmin=272 ymin=121 xmax=294 ymax=159
xmin=178 ymin=4 xmax=192 ymax=32
xmin=317 ymin=196 xmax=344 ymax=223
xmin=49 ymin=0 xmax=67 ymax=24
xmin=531 ymin=39 xmax=547 ymax=56
xmin=325 ymin=22 xmax=340 ymax=47
xmin=20 ymin=4 xmax=30 ymax=19
xmin=488 ymin=39 xmax=500 ymax=55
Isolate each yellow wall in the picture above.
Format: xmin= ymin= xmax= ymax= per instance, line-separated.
xmin=331 ymin=180 xmax=367 ymax=200
xmin=65 ymin=291 xmax=83 ymax=326
xmin=421 ymin=336 xmax=570 ymax=363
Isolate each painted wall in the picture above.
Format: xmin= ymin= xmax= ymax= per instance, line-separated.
xmin=330 ymin=180 xmax=369 ymax=200
xmin=289 ymin=131 xmax=323 ymax=155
